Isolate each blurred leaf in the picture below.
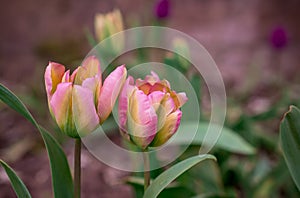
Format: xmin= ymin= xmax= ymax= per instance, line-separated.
xmin=0 ymin=84 xmax=74 ymax=198
xmin=124 ymin=176 xmax=179 ymax=188
xmin=0 ymin=160 xmax=32 ymax=198
xmin=190 ymin=75 xmax=202 ymax=106
xmin=2 ymin=138 xmax=34 ymax=163
xmin=84 ymin=27 xmax=98 ymax=47
xmin=280 ymin=105 xmax=300 ymax=191
xmin=191 ymin=193 xmax=234 ymax=198
xmin=163 ymin=56 xmax=188 ymax=74
xmin=189 ymin=160 xmax=224 ymax=194
xmin=0 ymin=84 xmax=35 ymax=125
xmin=170 ymin=122 xmax=256 ymax=154
xmin=143 ymin=154 xmax=216 ymax=198
xmin=157 ymin=186 xmax=195 ymax=198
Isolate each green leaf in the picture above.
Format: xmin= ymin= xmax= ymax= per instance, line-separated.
xmin=0 ymin=84 xmax=74 ymax=198
xmin=0 ymin=84 xmax=35 ymax=125
xmin=170 ymin=122 xmax=256 ymax=154
xmin=0 ymin=160 xmax=32 ymax=198
xmin=280 ymin=105 xmax=300 ymax=191
xmin=143 ymin=154 xmax=216 ymax=198
xmin=190 ymin=75 xmax=202 ymax=106
xmin=84 ymin=27 xmax=98 ymax=47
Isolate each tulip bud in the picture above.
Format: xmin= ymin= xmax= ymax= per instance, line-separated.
xmin=45 ymin=56 xmax=127 ymax=138
xmin=269 ymin=26 xmax=288 ymax=50
xmin=154 ymin=0 xmax=170 ymax=19
xmin=118 ymin=72 xmax=187 ymax=149
xmin=94 ymin=9 xmax=124 ymax=55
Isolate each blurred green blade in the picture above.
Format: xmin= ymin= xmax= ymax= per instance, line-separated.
xmin=39 ymin=127 xmax=74 ymax=198
xmin=0 ymin=84 xmax=35 ymax=125
xmin=0 ymin=160 xmax=32 ymax=198
xmin=171 ymin=122 xmax=256 ymax=154
xmin=0 ymin=83 xmax=74 ymax=198
xmin=143 ymin=154 xmax=216 ymax=198
xmin=280 ymin=105 xmax=300 ymax=191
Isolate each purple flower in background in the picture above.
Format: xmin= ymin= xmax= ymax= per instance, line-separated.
xmin=269 ymin=26 xmax=288 ymax=50
xmin=155 ymin=0 xmax=170 ymax=19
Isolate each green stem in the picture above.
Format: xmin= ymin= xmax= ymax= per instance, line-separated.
xmin=143 ymin=150 xmax=150 ymax=191
xmin=74 ymin=138 xmax=81 ymax=198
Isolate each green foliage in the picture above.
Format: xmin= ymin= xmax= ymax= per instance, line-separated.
xmin=280 ymin=105 xmax=300 ymax=191
xmin=143 ymin=154 xmax=216 ymax=198
xmin=0 ymin=160 xmax=32 ymax=198
xmin=171 ymin=122 xmax=256 ymax=155
xmin=0 ymin=84 xmax=74 ymax=198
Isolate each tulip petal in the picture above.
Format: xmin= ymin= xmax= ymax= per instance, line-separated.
xmin=98 ymin=65 xmax=127 ymax=123
xmin=155 ymin=94 xmax=175 ymax=131
xmin=61 ymin=70 xmax=70 ymax=83
xmin=171 ymin=91 xmax=188 ymax=109
xmin=72 ymin=85 xmax=100 ymax=137
xmin=82 ymin=77 xmax=100 ymax=105
xmin=74 ymin=56 xmax=101 ymax=85
xmin=176 ymin=92 xmax=188 ymax=107
xmin=127 ymin=89 xmax=157 ymax=149
xmin=82 ymin=56 xmax=101 ymax=78
xmin=148 ymin=91 xmax=164 ymax=111
xmin=70 ymin=67 xmax=79 ymax=82
xmin=118 ymin=76 xmax=135 ymax=130
xmin=150 ymin=110 xmax=182 ymax=147
xmin=95 ymin=14 xmax=106 ymax=41
xmin=45 ymin=62 xmax=65 ymax=98
xmin=50 ymin=82 xmax=76 ymax=137
xmin=150 ymin=82 xmax=166 ymax=93
xmin=146 ymin=71 xmax=160 ymax=85
xmin=137 ymin=82 xmax=152 ymax=95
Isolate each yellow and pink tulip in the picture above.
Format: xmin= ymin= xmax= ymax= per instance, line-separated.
xmin=45 ymin=56 xmax=127 ymax=138
xmin=119 ymin=72 xmax=188 ymax=149
xmin=94 ymin=9 xmax=124 ymax=54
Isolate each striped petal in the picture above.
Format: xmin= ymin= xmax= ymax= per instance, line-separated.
xmin=150 ymin=110 xmax=182 ymax=147
xmin=171 ymin=91 xmax=188 ymax=109
xmin=148 ymin=91 xmax=164 ymax=111
xmin=127 ymin=89 xmax=157 ymax=149
xmin=72 ymin=85 xmax=100 ymax=137
xmin=44 ymin=62 xmax=65 ymax=98
xmin=82 ymin=76 xmax=100 ymax=105
xmin=94 ymin=14 xmax=106 ymax=41
xmin=176 ymin=92 xmax=188 ymax=107
xmin=61 ymin=70 xmax=70 ymax=83
xmin=50 ymin=82 xmax=76 ymax=137
xmin=82 ymin=56 xmax=101 ymax=78
xmin=118 ymin=76 xmax=134 ymax=130
xmin=74 ymin=56 xmax=101 ymax=85
xmin=98 ymin=65 xmax=127 ymax=123
xmin=155 ymin=94 xmax=175 ymax=131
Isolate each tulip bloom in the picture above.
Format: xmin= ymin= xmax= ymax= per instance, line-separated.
xmin=45 ymin=56 xmax=127 ymax=138
xmin=154 ymin=0 xmax=170 ymax=19
xmin=94 ymin=9 xmax=124 ymax=54
xmin=269 ymin=26 xmax=288 ymax=50
xmin=119 ymin=72 xmax=187 ymax=149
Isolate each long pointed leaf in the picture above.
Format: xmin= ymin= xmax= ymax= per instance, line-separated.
xmin=170 ymin=122 xmax=255 ymax=154
xmin=0 ymin=160 xmax=32 ymax=198
xmin=280 ymin=105 xmax=300 ymax=190
xmin=0 ymin=83 xmax=74 ymax=198
xmin=143 ymin=154 xmax=216 ymax=198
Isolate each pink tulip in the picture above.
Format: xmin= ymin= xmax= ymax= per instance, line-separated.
xmin=45 ymin=56 xmax=127 ymax=138
xmin=119 ymin=72 xmax=188 ymax=149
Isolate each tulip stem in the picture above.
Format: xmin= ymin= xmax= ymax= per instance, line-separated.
xmin=74 ymin=138 xmax=81 ymax=198
xmin=142 ymin=150 xmax=150 ymax=191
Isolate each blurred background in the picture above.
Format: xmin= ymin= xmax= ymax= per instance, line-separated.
xmin=0 ymin=0 xmax=300 ymax=197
